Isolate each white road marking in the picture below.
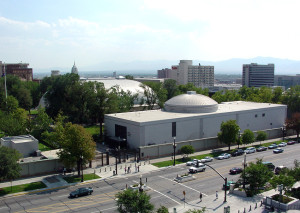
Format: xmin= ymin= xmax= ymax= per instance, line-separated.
xmin=99 ymin=206 xmax=117 ymax=212
xmin=158 ymin=175 xmax=208 ymax=196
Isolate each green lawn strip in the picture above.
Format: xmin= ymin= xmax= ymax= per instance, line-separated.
xmin=84 ymin=125 xmax=100 ymax=135
xmin=38 ymin=143 xmax=53 ymax=151
xmin=0 ymin=181 xmax=47 ymax=196
xmin=63 ymin=173 xmax=101 ymax=183
xmin=30 ymin=109 xmax=38 ymax=115
xmin=152 ymin=140 xmax=287 ymax=168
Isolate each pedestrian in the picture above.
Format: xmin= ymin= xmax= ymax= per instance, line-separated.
xmin=125 ymin=167 xmax=127 ymax=174
xmin=138 ymin=165 xmax=140 ymax=172
xmin=216 ymin=191 xmax=218 ymax=199
xmin=63 ymin=167 xmax=66 ymax=175
xmin=200 ymin=192 xmax=202 ymax=202
xmin=128 ymin=166 xmax=130 ymax=173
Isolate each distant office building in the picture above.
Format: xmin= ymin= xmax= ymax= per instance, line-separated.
xmin=135 ymin=77 xmax=164 ymax=84
xmin=275 ymin=74 xmax=300 ymax=89
xmin=51 ymin=70 xmax=60 ymax=77
xmin=71 ymin=62 xmax=78 ymax=74
xmin=0 ymin=61 xmax=33 ymax=81
xmin=164 ymin=60 xmax=214 ymax=88
xmin=113 ymin=71 xmax=117 ymax=78
xmin=157 ymin=68 xmax=172 ymax=78
xmin=242 ymin=63 xmax=274 ymax=87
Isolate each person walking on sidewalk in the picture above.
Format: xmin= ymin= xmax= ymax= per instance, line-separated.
xmin=216 ymin=191 xmax=218 ymax=200
xmin=200 ymin=192 xmax=203 ymax=202
xmin=125 ymin=167 xmax=127 ymax=174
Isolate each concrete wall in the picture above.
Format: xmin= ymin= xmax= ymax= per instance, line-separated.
xmin=139 ymin=128 xmax=288 ymax=159
xmin=20 ymin=158 xmax=63 ymax=177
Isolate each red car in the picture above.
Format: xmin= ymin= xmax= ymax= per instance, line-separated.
xmin=287 ymin=141 xmax=296 ymax=145
xmin=230 ymin=167 xmax=243 ymax=174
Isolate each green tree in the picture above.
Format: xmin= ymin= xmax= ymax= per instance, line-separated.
xmin=125 ymin=75 xmax=134 ymax=80
xmin=256 ymin=131 xmax=267 ymax=145
xmin=184 ymin=208 xmax=206 ymax=213
xmin=141 ymin=82 xmax=167 ymax=109
xmin=0 ymin=146 xmax=22 ymax=190
xmin=115 ymin=189 xmax=154 ymax=213
xmin=1 ymin=95 xmax=19 ymax=112
xmin=0 ymin=109 xmax=28 ymax=136
xmin=272 ymin=87 xmax=283 ymax=103
xmin=180 ymin=145 xmax=195 ymax=158
xmin=241 ymin=129 xmax=255 ymax=146
xmin=57 ymin=123 xmax=96 ymax=176
xmin=269 ymin=174 xmax=295 ymax=192
xmin=157 ymin=206 xmax=169 ymax=213
xmin=242 ymin=159 xmax=273 ymax=195
xmin=31 ymin=107 xmax=53 ymax=141
xmin=163 ymin=79 xmax=179 ymax=100
xmin=285 ymin=112 xmax=300 ymax=141
xmin=282 ymin=85 xmax=300 ymax=114
xmin=217 ymin=120 xmax=240 ymax=151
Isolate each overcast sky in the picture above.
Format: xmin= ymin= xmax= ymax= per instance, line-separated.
xmin=1 ymin=0 xmax=300 ymax=70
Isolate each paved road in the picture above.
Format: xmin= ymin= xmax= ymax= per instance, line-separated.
xmin=1 ymin=143 xmax=299 ymax=213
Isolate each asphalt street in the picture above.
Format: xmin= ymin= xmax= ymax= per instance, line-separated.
xmin=0 ymin=143 xmax=299 ymax=213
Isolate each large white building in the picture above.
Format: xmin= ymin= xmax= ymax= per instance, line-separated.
xmin=105 ymin=92 xmax=286 ymax=149
xmin=165 ymin=60 xmax=214 ymax=88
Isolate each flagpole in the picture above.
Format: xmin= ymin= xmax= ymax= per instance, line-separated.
xmin=4 ymin=62 xmax=7 ymax=99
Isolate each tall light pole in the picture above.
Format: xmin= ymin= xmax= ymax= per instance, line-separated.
xmin=80 ymin=155 xmax=84 ymax=182
xmin=238 ymin=129 xmax=241 ymax=149
xmin=242 ymin=153 xmax=247 ymax=189
xmin=115 ymin=144 xmax=120 ymax=175
xmin=281 ymin=126 xmax=286 ymax=141
xmin=173 ymin=137 xmax=176 ymax=166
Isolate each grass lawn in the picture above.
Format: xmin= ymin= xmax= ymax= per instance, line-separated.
xmin=0 ymin=181 xmax=47 ymax=196
xmin=63 ymin=173 xmax=101 ymax=183
xmin=85 ymin=125 xmax=100 ymax=135
xmin=38 ymin=143 xmax=53 ymax=151
xmin=30 ymin=109 xmax=38 ymax=115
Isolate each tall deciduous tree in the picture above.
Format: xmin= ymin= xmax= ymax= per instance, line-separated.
xmin=241 ymin=129 xmax=255 ymax=146
xmin=285 ymin=112 xmax=300 ymax=141
xmin=115 ymin=189 xmax=154 ymax=213
xmin=180 ymin=145 xmax=195 ymax=158
xmin=0 ymin=146 xmax=22 ymax=185
xmin=31 ymin=107 xmax=53 ymax=141
xmin=282 ymin=85 xmax=300 ymax=114
xmin=217 ymin=120 xmax=240 ymax=151
xmin=140 ymin=82 xmax=167 ymax=109
xmin=57 ymin=123 xmax=96 ymax=176
xmin=256 ymin=131 xmax=267 ymax=145
xmin=163 ymin=79 xmax=180 ymax=100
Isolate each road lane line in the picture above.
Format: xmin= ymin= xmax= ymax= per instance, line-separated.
xmin=147 ymin=186 xmax=181 ymax=205
xmin=158 ymin=176 xmax=208 ymax=196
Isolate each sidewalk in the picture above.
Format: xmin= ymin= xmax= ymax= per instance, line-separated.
xmin=0 ymin=135 xmax=298 ymax=213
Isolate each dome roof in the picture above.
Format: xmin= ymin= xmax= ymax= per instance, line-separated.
xmin=164 ymin=91 xmax=218 ymax=113
xmin=71 ymin=62 xmax=78 ymax=74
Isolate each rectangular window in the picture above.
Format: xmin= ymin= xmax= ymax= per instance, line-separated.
xmin=262 ymin=113 xmax=265 ymax=117
xmin=172 ymin=122 xmax=176 ymax=137
xmin=255 ymin=114 xmax=258 ymax=118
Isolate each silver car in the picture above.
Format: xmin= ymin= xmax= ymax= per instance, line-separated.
xmin=186 ymin=159 xmax=200 ymax=166
xmin=278 ymin=142 xmax=287 ymax=147
xmin=216 ymin=153 xmax=231 ymax=160
xmin=200 ymin=156 xmax=213 ymax=163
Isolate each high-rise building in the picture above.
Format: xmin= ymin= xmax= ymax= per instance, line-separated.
xmin=157 ymin=68 xmax=172 ymax=78
xmin=274 ymin=74 xmax=300 ymax=89
xmin=169 ymin=60 xmax=214 ymax=88
xmin=242 ymin=63 xmax=274 ymax=87
xmin=71 ymin=62 xmax=78 ymax=74
xmin=51 ymin=70 xmax=60 ymax=77
xmin=0 ymin=61 xmax=33 ymax=81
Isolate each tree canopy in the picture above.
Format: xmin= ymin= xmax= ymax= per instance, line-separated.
xmin=115 ymin=189 xmax=154 ymax=213
xmin=285 ymin=112 xmax=300 ymax=141
xmin=256 ymin=131 xmax=267 ymax=145
xmin=241 ymin=129 xmax=255 ymax=146
xmin=0 ymin=146 xmax=22 ymax=182
xmin=180 ymin=145 xmax=195 ymax=158
xmin=217 ymin=120 xmax=240 ymax=151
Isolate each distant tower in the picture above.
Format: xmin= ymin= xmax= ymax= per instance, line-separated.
xmin=71 ymin=62 xmax=78 ymax=74
xmin=113 ymin=71 xmax=117 ymax=78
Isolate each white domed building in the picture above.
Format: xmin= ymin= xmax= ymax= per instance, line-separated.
xmin=71 ymin=62 xmax=78 ymax=74
xmin=104 ymin=91 xmax=286 ymax=157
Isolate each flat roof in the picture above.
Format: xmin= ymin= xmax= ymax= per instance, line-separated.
xmin=105 ymin=101 xmax=286 ymax=123
xmin=1 ymin=135 xmax=36 ymax=144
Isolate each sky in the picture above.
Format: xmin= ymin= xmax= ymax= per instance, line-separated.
xmin=1 ymin=0 xmax=300 ymax=71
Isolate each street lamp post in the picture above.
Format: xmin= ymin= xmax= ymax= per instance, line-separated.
xmin=115 ymin=145 xmax=120 ymax=175
xmin=139 ymin=175 xmax=143 ymax=192
xmin=242 ymin=153 xmax=247 ymax=189
xmin=80 ymin=156 xmax=84 ymax=182
xmin=278 ymin=184 xmax=283 ymax=203
xmin=281 ymin=126 xmax=286 ymax=141
xmin=173 ymin=137 xmax=176 ymax=166
xmin=238 ymin=129 xmax=241 ymax=149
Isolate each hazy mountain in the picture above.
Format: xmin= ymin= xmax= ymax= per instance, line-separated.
xmin=35 ymin=57 xmax=300 ymax=75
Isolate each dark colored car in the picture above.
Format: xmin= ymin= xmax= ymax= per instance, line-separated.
xmin=232 ymin=149 xmax=244 ymax=157
xmin=69 ymin=187 xmax=93 ymax=198
xmin=229 ymin=167 xmax=243 ymax=174
xmin=273 ymin=148 xmax=284 ymax=154
xmin=275 ymin=166 xmax=287 ymax=175
xmin=287 ymin=140 xmax=296 ymax=145
xmin=268 ymin=144 xmax=278 ymax=149
xmin=262 ymin=162 xmax=275 ymax=171
xmin=256 ymin=146 xmax=267 ymax=152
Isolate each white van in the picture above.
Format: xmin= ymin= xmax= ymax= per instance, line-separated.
xmin=245 ymin=147 xmax=256 ymax=154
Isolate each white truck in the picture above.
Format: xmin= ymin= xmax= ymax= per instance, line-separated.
xmin=189 ymin=163 xmax=206 ymax=173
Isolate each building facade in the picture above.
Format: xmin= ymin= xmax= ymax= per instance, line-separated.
xmin=105 ymin=92 xmax=286 ymax=150
xmin=274 ymin=74 xmax=300 ymax=89
xmin=0 ymin=61 xmax=33 ymax=81
xmin=242 ymin=63 xmax=274 ymax=87
xmin=157 ymin=68 xmax=172 ymax=78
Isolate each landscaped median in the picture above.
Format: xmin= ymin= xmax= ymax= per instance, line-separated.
xmin=0 ymin=182 xmax=47 ymax=196
xmin=63 ymin=173 xmax=101 ymax=183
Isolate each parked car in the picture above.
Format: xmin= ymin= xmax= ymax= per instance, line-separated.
xmin=69 ymin=187 xmax=93 ymax=198
xmin=245 ymin=147 xmax=256 ymax=154
xmin=189 ymin=163 xmax=206 ymax=173
xmin=273 ymin=148 xmax=284 ymax=154
xmin=268 ymin=143 xmax=278 ymax=149
xmin=216 ymin=153 xmax=231 ymax=160
xmin=275 ymin=166 xmax=288 ymax=175
xmin=232 ymin=149 xmax=244 ymax=157
xmin=278 ymin=142 xmax=287 ymax=147
xmin=186 ymin=159 xmax=199 ymax=166
xmin=262 ymin=162 xmax=275 ymax=171
xmin=256 ymin=146 xmax=267 ymax=152
xmin=223 ymin=181 xmax=235 ymax=190
xmin=287 ymin=140 xmax=296 ymax=145
xmin=229 ymin=167 xmax=243 ymax=174
xmin=200 ymin=156 xmax=213 ymax=163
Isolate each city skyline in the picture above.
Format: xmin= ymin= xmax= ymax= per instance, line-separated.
xmin=1 ymin=0 xmax=300 ymax=72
